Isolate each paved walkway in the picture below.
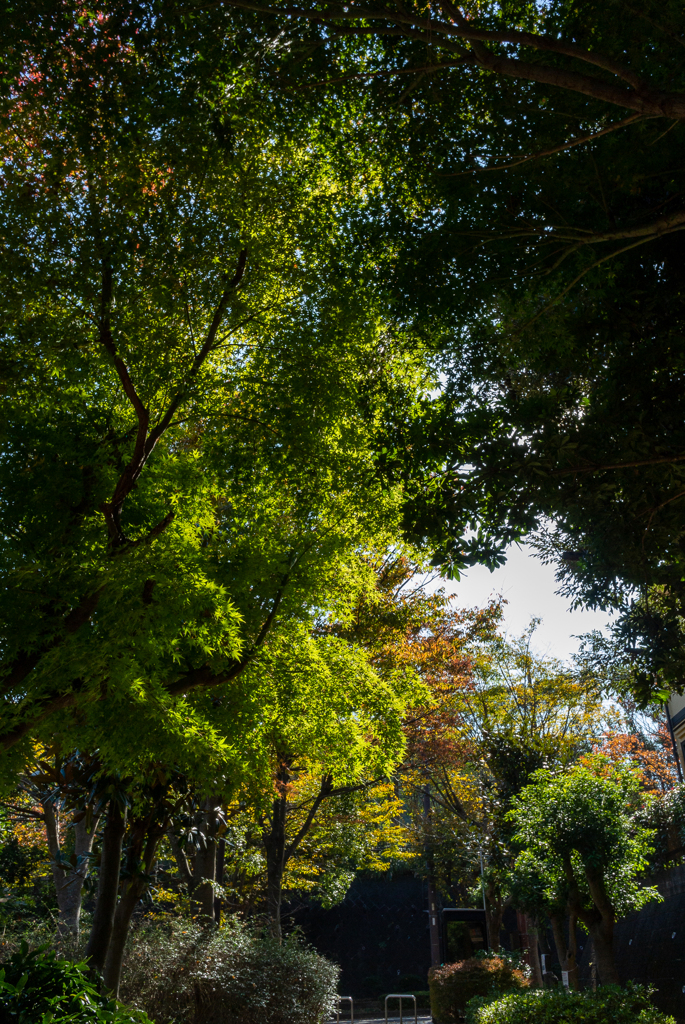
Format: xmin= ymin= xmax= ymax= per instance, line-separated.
xmin=328 ymin=1017 xmax=432 ymax=1024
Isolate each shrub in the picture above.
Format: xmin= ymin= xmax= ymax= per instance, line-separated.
xmin=0 ymin=941 xmax=152 ymax=1023
xmin=464 ymin=983 xmax=675 ymax=1024
xmin=119 ymin=915 xmax=339 ymax=1024
xmin=429 ymin=956 xmax=529 ymax=1022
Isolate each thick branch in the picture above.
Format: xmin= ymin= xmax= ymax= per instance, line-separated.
xmin=0 ymin=587 xmax=104 ymax=699
xmin=100 ymin=249 xmax=248 ymax=546
xmin=1 ymin=692 xmax=77 ymax=752
xmin=222 ymin=0 xmax=685 ymax=118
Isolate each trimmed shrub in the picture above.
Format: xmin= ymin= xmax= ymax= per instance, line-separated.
xmin=119 ymin=916 xmax=339 ymax=1024
xmin=429 ymin=956 xmax=529 ymax=1022
xmin=0 ymin=941 xmax=152 ymax=1023
xmin=464 ymin=983 xmax=675 ymax=1024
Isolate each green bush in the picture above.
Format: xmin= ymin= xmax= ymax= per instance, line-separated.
xmin=0 ymin=941 xmax=152 ymax=1023
xmin=464 ymin=983 xmax=675 ymax=1024
xmin=429 ymin=956 xmax=529 ymax=1023
xmin=119 ymin=916 xmax=339 ymax=1024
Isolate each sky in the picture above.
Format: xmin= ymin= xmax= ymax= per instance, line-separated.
xmin=440 ymin=543 xmax=614 ymax=663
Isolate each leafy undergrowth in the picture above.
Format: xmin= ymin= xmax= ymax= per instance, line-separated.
xmin=0 ymin=941 xmax=152 ymax=1023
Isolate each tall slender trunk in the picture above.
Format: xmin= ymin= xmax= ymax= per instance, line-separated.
xmin=525 ymin=914 xmax=544 ymax=988
xmin=192 ymin=799 xmax=220 ymax=921
xmin=103 ymin=829 xmax=163 ymax=998
xmin=214 ymin=837 xmax=225 ymax=924
xmin=168 ymin=832 xmax=193 ymax=889
xmin=85 ymin=800 xmax=126 ymax=974
xmin=484 ymin=883 xmax=510 ymax=954
xmin=263 ymin=787 xmax=287 ymax=942
xmin=44 ymin=801 xmax=101 ymax=940
xmin=423 ymin=789 xmax=441 ymax=965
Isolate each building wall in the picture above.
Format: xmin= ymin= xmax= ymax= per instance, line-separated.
xmin=579 ymin=863 xmax=685 ymax=1020
xmin=285 ymin=872 xmax=432 ymax=998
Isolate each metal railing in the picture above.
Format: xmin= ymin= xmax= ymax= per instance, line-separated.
xmin=334 ymin=996 xmax=354 ymax=1024
xmin=384 ymin=993 xmax=417 ymax=1024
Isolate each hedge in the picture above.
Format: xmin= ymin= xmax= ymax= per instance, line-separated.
xmin=119 ymin=916 xmax=339 ymax=1024
xmin=429 ymin=956 xmax=529 ymax=1022
xmin=465 ymin=983 xmax=675 ymax=1024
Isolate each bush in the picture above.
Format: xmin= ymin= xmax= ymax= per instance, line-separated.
xmin=464 ymin=983 xmax=675 ymax=1024
xmin=0 ymin=941 xmax=152 ymax=1023
xmin=119 ymin=915 xmax=339 ymax=1024
xmin=429 ymin=956 xmax=529 ymax=1022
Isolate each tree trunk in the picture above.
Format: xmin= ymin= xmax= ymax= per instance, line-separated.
xmin=102 ymin=827 xmax=163 ymax=998
xmin=583 ymin=866 xmax=618 ymax=985
xmin=168 ymin=832 xmax=193 ymax=889
xmin=43 ymin=801 xmax=100 ymax=939
xmin=61 ymin=816 xmax=100 ymax=938
xmin=484 ymin=883 xmax=510 ymax=954
xmin=214 ymin=836 xmax=225 ymax=924
xmin=102 ymin=877 xmax=146 ymax=997
xmin=525 ymin=914 xmax=544 ymax=988
xmin=549 ymin=912 xmax=578 ymax=989
xmin=588 ymin=918 xmax=619 ymax=985
xmin=191 ymin=800 xmax=220 ymax=922
xmin=85 ymin=800 xmax=126 ymax=974
xmin=263 ymin=788 xmax=287 ymax=942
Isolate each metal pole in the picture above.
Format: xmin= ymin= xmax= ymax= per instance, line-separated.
xmin=479 ymin=851 xmax=489 ymax=950
xmin=666 ymin=701 xmax=683 ymax=783
xmin=424 ymin=788 xmax=442 ymax=965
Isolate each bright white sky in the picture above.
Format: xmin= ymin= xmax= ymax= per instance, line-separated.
xmin=439 ymin=543 xmax=614 ymax=663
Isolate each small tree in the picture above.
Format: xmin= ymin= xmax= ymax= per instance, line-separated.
xmin=508 ymin=759 xmax=661 ymax=985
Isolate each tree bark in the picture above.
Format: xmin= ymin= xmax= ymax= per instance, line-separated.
xmin=263 ymin=786 xmax=287 ymax=942
xmin=484 ymin=883 xmax=510 ymax=954
xmin=43 ymin=800 xmax=100 ymax=939
xmin=588 ymin=918 xmax=619 ymax=985
xmin=102 ymin=877 xmax=146 ymax=997
xmin=191 ymin=800 xmax=220 ymax=921
xmin=102 ymin=828 xmax=163 ymax=998
xmin=584 ymin=866 xmax=618 ymax=985
xmin=168 ymin=832 xmax=193 ymax=889
xmin=549 ymin=911 xmax=578 ymax=989
xmin=215 ymin=836 xmax=225 ymax=924
xmin=85 ymin=800 xmax=126 ymax=974
xmin=525 ymin=914 xmax=544 ymax=988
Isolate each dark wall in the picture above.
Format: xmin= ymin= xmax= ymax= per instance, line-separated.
xmin=286 ymin=872 xmax=432 ymax=998
xmin=579 ymin=863 xmax=685 ymax=1020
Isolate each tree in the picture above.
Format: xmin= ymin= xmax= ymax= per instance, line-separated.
xmin=216 ymin=0 xmax=685 ymax=694
xmin=403 ymin=622 xmax=605 ymax=951
xmin=217 ymin=777 xmax=410 ymax=922
xmin=508 ymin=759 xmax=661 ymax=985
xmin=226 ymin=616 xmax=420 ymax=939
xmin=0 ymin=2 xmax=433 ymax=778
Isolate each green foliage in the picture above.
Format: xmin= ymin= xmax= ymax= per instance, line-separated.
xmin=428 ymin=956 xmax=529 ymax=1023
xmin=246 ymin=0 xmax=685 ymax=695
xmin=118 ymin=915 xmax=338 ymax=1024
xmin=634 ymin=782 xmax=685 ymax=871
xmin=0 ymin=942 xmax=152 ymax=1023
xmin=508 ymin=760 xmax=660 ymax=924
xmin=465 ymin=983 xmax=675 ymax=1024
xmin=0 ymin=1 xmax=433 ymax=786
xmin=0 ymin=836 xmax=44 ymax=886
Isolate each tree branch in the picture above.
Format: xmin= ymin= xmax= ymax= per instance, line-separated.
xmin=99 ymin=249 xmax=248 ymax=546
xmin=0 ymin=587 xmax=104 ymax=699
xmin=221 ymin=0 xmax=685 ymax=117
